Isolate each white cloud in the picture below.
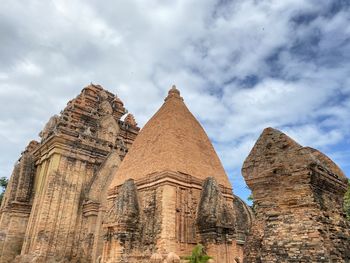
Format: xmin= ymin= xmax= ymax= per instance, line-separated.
xmin=0 ymin=0 xmax=349 ymax=202
xmin=15 ymin=60 xmax=42 ymax=76
xmin=283 ymin=125 xmax=343 ymax=148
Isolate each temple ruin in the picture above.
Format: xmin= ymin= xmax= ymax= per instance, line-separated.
xmin=102 ymin=86 xmax=252 ymax=262
xmin=0 ymin=84 xmax=139 ymax=262
xmin=242 ymin=128 xmax=350 ymax=263
xmin=0 ymin=85 xmax=349 ymax=263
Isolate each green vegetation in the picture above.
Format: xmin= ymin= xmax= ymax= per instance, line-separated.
xmin=345 ymin=179 xmax=350 ymax=220
xmin=182 ymin=244 xmax=212 ymax=263
xmin=0 ymin=177 xmax=8 ymax=205
xmin=248 ymin=193 xmax=256 ymax=214
xmin=247 ymin=194 xmax=253 ymax=202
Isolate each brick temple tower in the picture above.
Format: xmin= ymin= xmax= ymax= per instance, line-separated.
xmin=242 ymin=128 xmax=350 ymax=262
xmin=102 ymin=86 xmax=253 ymax=263
xmin=0 ymin=84 xmax=139 ymax=263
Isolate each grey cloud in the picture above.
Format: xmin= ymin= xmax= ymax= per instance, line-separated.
xmin=0 ymin=0 xmax=349 ymax=202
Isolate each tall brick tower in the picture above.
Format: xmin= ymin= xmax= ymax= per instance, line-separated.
xmin=0 ymin=84 xmax=139 ymax=263
xmin=102 ymin=86 xmax=252 ymax=263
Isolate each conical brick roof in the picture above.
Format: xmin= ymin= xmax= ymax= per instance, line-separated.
xmin=110 ymin=86 xmax=232 ymax=189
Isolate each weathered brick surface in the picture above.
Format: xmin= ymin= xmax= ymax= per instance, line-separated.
xmin=0 ymin=141 xmax=38 ymax=263
xmin=103 ymin=173 xmax=250 ymax=263
xmin=242 ymin=127 xmax=350 ymax=263
xmin=110 ymin=86 xmax=232 ymax=189
xmin=0 ymin=84 xmax=139 ymax=263
xmin=1 ymin=85 xmax=262 ymax=263
xmin=102 ymin=87 xmax=252 ymax=263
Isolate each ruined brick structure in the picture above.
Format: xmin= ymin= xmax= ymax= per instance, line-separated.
xmin=0 ymin=84 xmax=139 ymax=263
xmin=102 ymin=86 xmax=253 ymax=263
xmin=242 ymin=128 xmax=350 ymax=263
xmin=1 ymin=84 xmax=349 ymax=263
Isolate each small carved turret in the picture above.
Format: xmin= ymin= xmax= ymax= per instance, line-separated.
xmin=105 ymin=179 xmax=140 ymax=232
xmin=39 ymin=115 xmax=59 ymax=141
xmin=25 ymin=140 xmax=40 ymax=153
xmin=124 ymin=113 xmax=137 ymax=127
xmin=102 ymin=179 xmax=140 ymax=260
xmin=197 ymin=177 xmax=235 ymax=243
xmin=113 ymin=96 xmax=124 ymax=108
xmin=115 ymin=179 xmax=139 ymax=228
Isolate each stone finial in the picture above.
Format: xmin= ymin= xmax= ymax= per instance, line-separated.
xmin=150 ymin=253 xmax=163 ymax=263
xmin=39 ymin=115 xmax=59 ymax=140
xmin=169 ymin=85 xmax=180 ymax=96
xmin=125 ymin=113 xmax=137 ymax=127
xmin=113 ymin=96 xmax=124 ymax=107
xmin=165 ymin=85 xmax=183 ymax=101
xmin=165 ymin=252 xmax=180 ymax=263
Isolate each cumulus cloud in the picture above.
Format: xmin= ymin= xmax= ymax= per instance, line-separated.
xmin=0 ymin=0 xmax=349 ymax=201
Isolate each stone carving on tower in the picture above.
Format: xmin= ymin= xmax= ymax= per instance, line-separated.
xmin=101 ymin=86 xmax=252 ymax=263
xmin=0 ymin=84 xmax=139 ymax=263
xmin=39 ymin=115 xmax=59 ymax=140
xmin=0 ymin=140 xmax=39 ymax=262
xmin=103 ymin=179 xmax=140 ymax=262
xmin=197 ymin=177 xmax=235 ymax=245
xmin=3 ymin=83 xmax=347 ymax=263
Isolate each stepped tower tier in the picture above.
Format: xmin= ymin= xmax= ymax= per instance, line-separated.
xmin=0 ymin=84 xmax=140 ymax=263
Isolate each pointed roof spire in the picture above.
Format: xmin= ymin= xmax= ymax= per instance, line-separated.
xmin=110 ymin=86 xmax=231 ymax=189
xmin=165 ymin=85 xmax=183 ymax=101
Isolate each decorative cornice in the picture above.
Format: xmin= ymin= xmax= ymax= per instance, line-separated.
xmin=108 ymin=170 xmax=233 ymax=200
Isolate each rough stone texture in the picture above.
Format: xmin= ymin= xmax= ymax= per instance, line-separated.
xmin=150 ymin=253 xmax=163 ymax=263
xmin=232 ymin=195 xmax=254 ymax=246
xmin=110 ymin=86 xmax=231 ymax=189
xmin=124 ymin=114 xmax=137 ymax=128
xmin=102 ymin=179 xmax=141 ymax=262
xmin=197 ymin=177 xmax=235 ymax=240
xmin=165 ymin=252 xmax=180 ymax=262
xmin=197 ymin=177 xmax=239 ymax=263
xmin=0 ymin=141 xmax=39 ymax=263
xmin=102 ymin=178 xmax=163 ymax=262
xmin=102 ymin=87 xmax=251 ymax=263
xmin=242 ymin=127 xmax=350 ymax=263
xmin=1 ymin=84 xmax=255 ymax=263
xmin=80 ymin=149 xmax=123 ymax=262
xmin=0 ymin=84 xmax=139 ymax=263
xmin=196 ymin=177 xmax=253 ymax=263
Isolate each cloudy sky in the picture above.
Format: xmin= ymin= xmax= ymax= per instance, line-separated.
xmin=1 ymin=0 xmax=349 ymax=202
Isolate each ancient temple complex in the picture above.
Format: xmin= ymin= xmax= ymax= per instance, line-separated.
xmin=0 ymin=84 xmax=349 ymax=263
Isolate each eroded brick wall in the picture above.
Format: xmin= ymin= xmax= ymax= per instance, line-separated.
xmin=242 ymin=128 xmax=350 ymax=263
